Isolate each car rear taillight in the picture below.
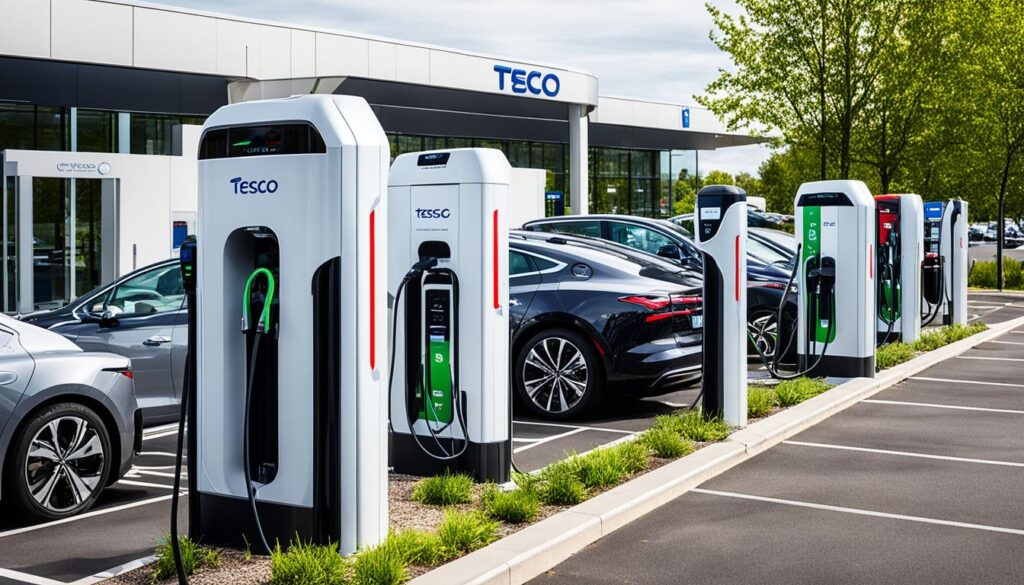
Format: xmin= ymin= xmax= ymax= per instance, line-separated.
xmin=103 ymin=366 xmax=133 ymax=379
xmin=621 ymin=294 xmax=702 ymax=323
xmin=618 ymin=295 xmax=671 ymax=311
xmin=754 ymin=282 xmax=787 ymax=290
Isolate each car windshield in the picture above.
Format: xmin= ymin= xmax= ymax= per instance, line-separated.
xmin=748 ymin=236 xmax=794 ymax=268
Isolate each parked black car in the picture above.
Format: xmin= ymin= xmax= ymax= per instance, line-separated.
xmin=522 ymin=214 xmax=798 ymax=363
xmin=22 ymin=235 xmax=704 ymax=421
xmin=508 ymin=230 xmax=703 ymax=418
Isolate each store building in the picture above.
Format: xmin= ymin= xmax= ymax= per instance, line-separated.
xmin=0 ymin=0 xmax=758 ymax=312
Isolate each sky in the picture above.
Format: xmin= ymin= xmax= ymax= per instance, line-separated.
xmin=161 ymin=0 xmax=773 ymax=177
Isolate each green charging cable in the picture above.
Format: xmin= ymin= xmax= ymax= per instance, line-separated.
xmin=242 ymin=268 xmax=276 ymax=333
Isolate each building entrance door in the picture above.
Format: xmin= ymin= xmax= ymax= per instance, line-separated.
xmin=1 ymin=170 xmax=117 ymax=313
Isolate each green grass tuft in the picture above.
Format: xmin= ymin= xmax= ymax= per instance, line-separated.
xmin=568 ymin=448 xmax=625 ymax=489
xmin=481 ymin=485 xmax=540 ymax=524
xmin=410 ymin=472 xmax=474 ymax=506
xmin=151 ymin=533 xmax=220 ymax=583
xmin=269 ymin=538 xmax=348 ymax=585
xmin=614 ymin=440 xmax=651 ymax=474
xmin=876 ymin=342 xmax=916 ymax=370
xmin=353 ymin=537 xmax=408 ymax=585
xmin=639 ymin=427 xmax=695 ymax=458
xmin=674 ymin=410 xmax=730 ymax=442
xmin=537 ymin=463 xmax=587 ymax=505
xmin=774 ymin=377 xmax=833 ymax=407
xmin=913 ymin=322 xmax=987 ymax=352
xmin=437 ymin=510 xmax=499 ymax=557
xmin=747 ymin=387 xmax=777 ymax=418
xmin=388 ymin=529 xmax=444 ymax=567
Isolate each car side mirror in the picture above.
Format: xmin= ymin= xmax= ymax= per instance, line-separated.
xmin=83 ymin=307 xmax=121 ymax=326
xmin=657 ymin=244 xmax=683 ymax=260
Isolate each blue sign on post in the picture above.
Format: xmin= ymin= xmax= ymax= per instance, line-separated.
xmin=681 ymin=108 xmax=691 ymax=128
xmin=924 ymin=201 xmax=944 ymax=220
xmin=545 ymin=191 xmax=565 ymax=216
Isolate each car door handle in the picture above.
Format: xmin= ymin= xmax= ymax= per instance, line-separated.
xmin=143 ymin=335 xmax=172 ymax=347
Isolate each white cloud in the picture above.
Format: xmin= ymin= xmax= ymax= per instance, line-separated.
xmin=160 ymin=0 xmax=769 ymax=174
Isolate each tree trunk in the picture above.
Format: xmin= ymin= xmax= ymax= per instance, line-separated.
xmin=997 ymin=150 xmax=1013 ymax=291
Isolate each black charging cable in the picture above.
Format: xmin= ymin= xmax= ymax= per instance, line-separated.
xmin=170 ymin=295 xmax=192 ymax=585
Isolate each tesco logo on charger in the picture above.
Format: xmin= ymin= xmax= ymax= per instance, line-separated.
xmin=416 ymin=208 xmax=451 ymax=219
xmin=230 ymin=177 xmax=278 ymax=195
xmin=493 ymin=65 xmax=560 ymax=97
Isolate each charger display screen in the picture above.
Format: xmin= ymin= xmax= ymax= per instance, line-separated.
xmin=421 ymin=289 xmax=453 ymax=424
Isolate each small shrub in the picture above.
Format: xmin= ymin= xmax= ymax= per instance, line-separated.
xmin=411 ymin=472 xmax=474 ymax=506
xmin=538 ymin=463 xmax=586 ymax=505
xmin=270 ymin=539 xmax=347 ymax=585
xmin=388 ymin=529 xmax=444 ymax=567
xmin=353 ymin=537 xmax=408 ymax=585
xmin=569 ymin=448 xmax=625 ymax=489
xmin=876 ymin=342 xmax=916 ymax=370
xmin=511 ymin=471 xmax=542 ymax=494
xmin=651 ymin=413 xmax=688 ymax=436
xmin=614 ymin=440 xmax=651 ymax=474
xmin=1005 ymin=258 xmax=1024 ymax=289
xmin=481 ymin=487 xmax=540 ymax=523
xmin=151 ymin=533 xmax=220 ymax=583
xmin=774 ymin=377 xmax=832 ymax=407
xmin=436 ymin=510 xmax=499 ymax=558
xmin=913 ymin=322 xmax=987 ymax=352
xmin=640 ymin=427 xmax=694 ymax=458
xmin=747 ymin=387 xmax=777 ymax=418
xmin=674 ymin=410 xmax=730 ymax=442
xmin=970 ymin=260 xmax=999 ymax=289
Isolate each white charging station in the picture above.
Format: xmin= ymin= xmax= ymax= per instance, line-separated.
xmin=941 ymin=199 xmax=969 ymax=326
xmin=192 ymin=95 xmax=388 ymax=555
xmin=795 ymin=180 xmax=875 ymax=378
xmin=387 ymin=148 xmax=512 ymax=483
xmin=875 ymin=194 xmax=923 ymax=344
xmin=694 ymin=185 xmax=747 ymax=427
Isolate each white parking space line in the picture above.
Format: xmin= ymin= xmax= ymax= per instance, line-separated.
xmin=956 ymin=355 xmax=1024 ymax=363
xmin=69 ymin=555 xmax=157 ymax=585
xmin=0 ymin=567 xmax=66 ymax=585
xmin=513 ymin=419 xmax=635 ymax=434
xmin=783 ymin=440 xmax=1024 ymax=468
xmin=910 ymin=376 xmax=1024 ymax=389
xmin=115 ymin=479 xmax=176 ymax=490
xmin=513 ymin=428 xmax=588 ymax=454
xmin=987 ymin=340 xmax=1024 ymax=346
xmin=0 ymin=493 xmax=180 ymax=540
xmin=134 ymin=470 xmax=181 ymax=479
xmin=142 ymin=430 xmax=179 ymax=441
xmin=691 ymin=488 xmax=1024 ymax=536
xmin=861 ymin=399 xmax=1024 ymax=415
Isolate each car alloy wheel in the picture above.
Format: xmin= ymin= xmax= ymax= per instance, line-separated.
xmin=748 ymin=311 xmax=779 ymax=360
xmin=522 ymin=336 xmax=589 ymax=414
xmin=24 ymin=415 xmax=106 ymax=514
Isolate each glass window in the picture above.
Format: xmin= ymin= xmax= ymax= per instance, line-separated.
xmin=509 ymin=142 xmax=530 ymax=168
xmin=36 ymin=107 xmax=69 ymax=151
xmin=131 ymin=114 xmax=206 ymax=155
xmin=422 ymin=136 xmax=446 ymax=151
xmin=532 ymin=220 xmax=602 ymax=238
xmin=76 ymin=110 xmax=117 ymax=153
xmin=509 ymin=251 xmax=535 ymax=276
xmin=105 ymin=264 xmax=184 ymax=316
xmin=398 ymin=135 xmax=422 ymax=155
xmin=448 ymin=137 xmax=472 ymax=149
xmin=608 ymin=222 xmax=674 ymax=255
xmin=0 ymin=104 xmax=36 ymax=152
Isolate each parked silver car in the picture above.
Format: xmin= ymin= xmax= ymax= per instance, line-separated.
xmin=0 ymin=314 xmax=138 ymax=521
xmin=20 ymin=261 xmax=186 ymax=423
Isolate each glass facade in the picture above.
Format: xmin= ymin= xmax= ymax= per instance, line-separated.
xmin=131 ymin=113 xmax=207 ymax=155
xmin=386 ymin=133 xmax=699 ymax=218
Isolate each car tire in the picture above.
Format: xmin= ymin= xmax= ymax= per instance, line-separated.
xmin=6 ymin=403 xmax=112 ymax=522
xmin=514 ymin=328 xmax=604 ymax=420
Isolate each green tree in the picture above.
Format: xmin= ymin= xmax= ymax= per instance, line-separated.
xmin=734 ymin=172 xmax=763 ymax=196
xmin=701 ymin=169 xmax=735 ymax=187
xmin=701 ymin=0 xmax=908 ymax=179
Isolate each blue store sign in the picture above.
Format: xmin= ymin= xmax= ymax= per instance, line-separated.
xmin=494 ymin=65 xmax=560 ymax=97
xmin=682 ymin=107 xmax=691 ymax=128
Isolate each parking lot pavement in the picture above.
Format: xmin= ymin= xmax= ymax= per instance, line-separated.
xmin=532 ymin=325 xmax=1024 ymax=585
xmin=2 ymin=290 xmax=1012 ymax=584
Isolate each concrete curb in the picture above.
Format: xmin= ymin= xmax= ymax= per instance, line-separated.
xmin=410 ymin=315 xmax=1024 ymax=585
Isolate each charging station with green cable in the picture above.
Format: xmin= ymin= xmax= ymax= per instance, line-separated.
xmin=178 ymin=95 xmax=390 ymax=567
xmin=387 ymin=149 xmax=513 ymax=483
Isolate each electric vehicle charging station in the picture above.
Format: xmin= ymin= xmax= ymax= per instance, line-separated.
xmin=794 ymin=180 xmax=875 ymax=378
xmin=875 ymin=194 xmax=924 ymax=344
xmin=387 ymin=148 xmax=512 ymax=484
xmin=940 ymin=199 xmax=969 ymax=326
xmin=694 ymin=185 xmax=747 ymax=427
xmin=185 ymin=95 xmax=389 ymax=557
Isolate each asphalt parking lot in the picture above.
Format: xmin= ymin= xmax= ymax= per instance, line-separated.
xmin=533 ymin=295 xmax=1024 ymax=585
xmin=1 ymin=291 xmax=1021 ymax=585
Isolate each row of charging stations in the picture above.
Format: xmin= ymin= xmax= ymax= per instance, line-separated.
xmin=696 ymin=180 xmax=969 ymax=430
xmin=169 ymin=95 xmax=513 ymax=577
